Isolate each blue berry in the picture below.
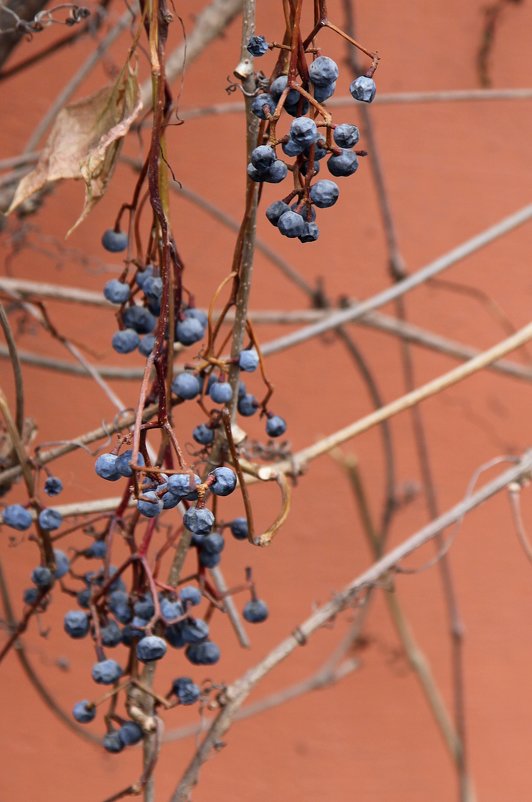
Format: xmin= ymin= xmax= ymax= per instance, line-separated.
xmin=269 ymin=75 xmax=299 ymax=105
xmin=284 ymin=98 xmax=310 ymax=117
xmin=103 ymin=279 xmax=130 ymax=304
xmin=277 ymin=211 xmax=306 ymax=238
xmin=185 ymin=641 xmax=221 ymax=665
xmin=282 ymin=137 xmax=305 ymax=157
xmin=183 ymin=507 xmax=215 ymax=535
xmin=251 ymin=94 xmax=275 ymax=119
xmin=95 ymin=453 xmax=121 ymax=481
xmin=243 ymin=599 xmax=269 ymax=623
xmin=134 ymin=594 xmax=155 ymax=621
xmin=199 ymin=550 xmax=221 ymax=568
xmin=103 ymin=731 xmax=124 ymax=753
xmin=209 ymin=381 xmax=233 ymax=404
xmin=199 ymin=532 xmax=224 ymax=555
xmin=181 ymin=618 xmax=209 ymax=644
xmin=112 ymin=328 xmax=140 ymax=354
xmin=238 ymin=393 xmax=258 ymax=416
xmin=298 ymin=222 xmax=320 ymax=243
xmin=138 ymin=333 xmax=156 ymax=356
xmin=238 ymin=348 xmax=259 ymax=372
xmin=266 ymin=415 xmax=287 ymax=437
xmin=310 ymin=179 xmax=339 ymax=208
xmin=172 ymin=372 xmax=200 ymax=400
xmin=143 ymin=276 xmax=163 ymax=303
xmin=246 ymin=35 xmax=268 ymax=56
xmin=160 ymin=597 xmax=183 ymax=621
xmin=350 ymin=75 xmax=376 ymax=103
xmin=290 ymin=117 xmax=319 ymax=148
xmin=179 ymin=586 xmax=202 ymax=607
xmin=122 ymin=305 xmax=156 ymax=335
xmin=136 ymin=265 xmax=155 ymax=289
xmin=44 ymin=476 xmax=63 ymax=496
xmin=175 ymin=317 xmax=204 ymax=346
xmin=184 ymin=308 xmax=208 ymax=327
xmin=77 ymin=587 xmax=91 ymax=608
xmin=137 ymin=490 xmax=163 ymax=518
xmin=39 ymin=508 xmax=63 ymax=532
xmin=64 ymin=610 xmax=90 ymax=639
xmin=193 ymin=424 xmax=214 ymax=445
xmin=116 ymin=449 xmax=145 ymax=478
xmin=101 ymin=230 xmax=128 ymax=253
xmin=121 ymin=624 xmax=144 ymax=645
xmin=313 ymin=81 xmax=336 ymax=103
xmin=101 ymin=620 xmax=122 ymax=647
xmin=85 ymin=540 xmax=107 ymax=559
xmin=31 ymin=565 xmax=54 ymax=588
xmin=167 ymin=472 xmax=201 ymax=500
xmin=262 ymin=160 xmax=288 ymax=184
xmin=333 ymin=123 xmax=360 ymax=148
xmin=53 ymin=548 xmax=69 ymax=578
xmin=166 ymin=623 xmax=186 ymax=648
xmin=137 ymin=634 xmax=167 ymax=662
xmin=209 ymin=466 xmax=236 ymax=496
xmin=92 ymin=659 xmax=123 ymax=685
xmin=118 ymin=721 xmax=143 ymax=746
xmin=250 ymin=145 xmax=276 ymax=171
xmin=309 ymin=56 xmax=339 ymax=86
xmin=266 ymin=200 xmax=290 ymax=226
xmin=229 ymin=517 xmax=248 ymax=540
xmin=109 ymin=590 xmax=132 ymax=624
xmin=23 ymin=587 xmax=39 ymax=605
xmin=327 ymin=149 xmax=359 ymax=177
xmin=172 ymin=677 xmax=200 ymax=705
xmin=3 ymin=504 xmax=32 ymax=531
xmin=73 ymin=700 xmax=96 ymax=723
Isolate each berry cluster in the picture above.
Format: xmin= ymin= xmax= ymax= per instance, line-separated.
xmin=245 ymin=41 xmax=378 ymax=242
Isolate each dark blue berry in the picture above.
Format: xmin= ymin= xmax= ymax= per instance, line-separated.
xmin=209 ymin=466 xmax=236 ymax=496
xmin=137 ymin=491 xmax=163 ymax=518
xmin=3 ymin=504 xmax=32 ymax=531
xmin=137 ymin=635 xmax=167 ymax=662
xmin=172 ymin=372 xmax=201 ymax=400
xmin=31 ymin=565 xmax=54 ymax=588
xmin=243 ymin=598 xmax=269 ymax=623
xmin=185 ymin=641 xmax=221 ymax=665
xmin=122 ymin=305 xmax=156 ymax=335
xmin=327 ymin=149 xmax=359 ymax=177
xmin=193 ymin=424 xmax=214 ymax=446
xmin=183 ymin=507 xmax=215 ymax=535
xmin=92 ymin=659 xmax=123 ymax=684
xmin=333 ymin=123 xmax=360 ymax=148
xmin=210 ymin=381 xmax=233 ymax=404
xmin=251 ymin=94 xmax=275 ymax=120
xmin=350 ymin=75 xmax=376 ymax=103
xmin=73 ymin=700 xmax=96 ymax=723
xmin=277 ymin=211 xmax=306 ymax=238
xmin=95 ymin=453 xmax=121 ymax=481
xmin=310 ymin=179 xmax=339 ymax=208
xmin=179 ymin=586 xmax=202 ymax=607
xmin=246 ymin=35 xmax=268 ymax=56
xmin=44 ymin=476 xmax=63 ymax=496
xmin=118 ymin=721 xmax=143 ymax=746
xmin=116 ymin=449 xmax=145 ymax=478
xmin=290 ymin=117 xmax=319 ymax=148
xmin=309 ymin=56 xmax=339 ymax=86
xmin=112 ymin=328 xmax=140 ymax=354
xmin=138 ymin=333 xmax=156 ymax=357
xmin=103 ymin=731 xmax=124 ymax=753
xmin=172 ymin=677 xmax=200 ymax=705
xmin=103 ymin=279 xmax=130 ymax=304
xmin=64 ymin=610 xmax=90 ymax=639
xmin=266 ymin=200 xmax=290 ymax=226
xmin=266 ymin=415 xmax=287 ymax=437
xmin=238 ymin=393 xmax=258 ymax=416
xmin=175 ymin=317 xmax=204 ymax=346
xmin=229 ymin=517 xmax=248 ymax=540
xmin=101 ymin=620 xmax=122 ymax=647
xmin=102 ymin=230 xmax=127 ymax=253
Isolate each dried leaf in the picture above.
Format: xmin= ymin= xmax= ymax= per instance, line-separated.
xmin=7 ymin=64 xmax=142 ymax=234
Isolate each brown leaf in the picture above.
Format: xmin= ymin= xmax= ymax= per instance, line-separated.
xmin=7 ymin=64 xmax=142 ymax=234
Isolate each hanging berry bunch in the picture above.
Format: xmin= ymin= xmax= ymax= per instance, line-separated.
xmin=245 ymin=3 xmax=379 ymax=243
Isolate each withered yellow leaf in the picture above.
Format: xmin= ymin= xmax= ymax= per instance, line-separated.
xmin=8 ymin=64 xmax=142 ymax=235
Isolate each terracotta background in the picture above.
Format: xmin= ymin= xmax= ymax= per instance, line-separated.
xmin=2 ymin=1 xmax=532 ymax=800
